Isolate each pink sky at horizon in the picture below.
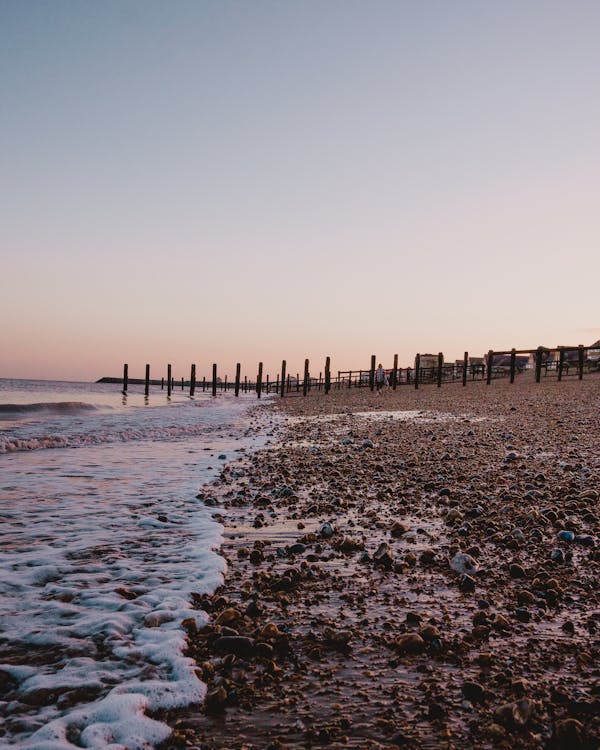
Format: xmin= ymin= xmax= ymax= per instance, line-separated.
xmin=2 ymin=2 xmax=599 ymax=383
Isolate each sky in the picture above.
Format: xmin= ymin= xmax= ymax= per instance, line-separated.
xmin=1 ymin=0 xmax=599 ymax=382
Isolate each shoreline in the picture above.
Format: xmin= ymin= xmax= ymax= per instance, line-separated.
xmin=163 ymin=377 xmax=599 ymax=749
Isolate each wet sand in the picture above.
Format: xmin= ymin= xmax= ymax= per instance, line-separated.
xmin=160 ymin=376 xmax=600 ymax=750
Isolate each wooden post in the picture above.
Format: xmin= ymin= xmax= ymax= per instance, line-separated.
xmin=161 ymin=377 xmax=164 ymax=390
xmin=287 ymin=374 xmax=291 ymax=393
xmin=181 ymin=377 xmax=184 ymax=391
xmin=535 ymin=348 xmax=543 ymax=383
xmin=325 ymin=356 xmax=331 ymax=394
xmin=122 ymin=364 xmax=128 ymax=394
xmin=224 ymin=375 xmax=228 ymax=392
xmin=145 ymin=364 xmax=150 ymax=396
xmin=190 ymin=364 xmax=196 ymax=396
xmin=462 ymin=352 xmax=468 ymax=387
xmin=235 ymin=363 xmax=241 ymax=397
xmin=509 ymin=349 xmax=516 ymax=384
xmin=212 ymin=364 xmax=217 ymax=397
xmin=202 ymin=376 xmax=206 ymax=392
xmin=486 ymin=351 xmax=493 ymax=385
xmin=244 ymin=375 xmax=248 ymax=393
xmin=257 ymin=362 xmax=263 ymax=398
xmin=369 ymin=355 xmax=376 ymax=391
xmin=348 ymin=370 xmax=352 ymax=388
xmin=558 ymin=348 xmax=565 ymax=381
xmin=167 ymin=364 xmax=172 ymax=396
xmin=578 ymin=345 xmax=584 ymax=380
xmin=392 ymin=354 xmax=398 ymax=390
xmin=414 ymin=353 xmax=420 ymax=390
xmin=437 ymin=352 xmax=443 ymax=388
xmin=302 ymin=359 xmax=309 ymax=397
xmin=280 ymin=360 xmax=286 ymax=398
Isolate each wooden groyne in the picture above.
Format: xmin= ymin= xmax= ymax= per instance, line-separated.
xmin=99 ymin=343 xmax=599 ymax=398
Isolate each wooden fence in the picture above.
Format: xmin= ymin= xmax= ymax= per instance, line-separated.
xmin=109 ymin=344 xmax=598 ymax=398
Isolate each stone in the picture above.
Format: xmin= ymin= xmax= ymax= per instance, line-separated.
xmin=462 ymin=681 xmax=486 ymax=703
xmin=451 ymin=552 xmax=479 ymax=575
xmin=394 ymin=633 xmax=426 ymax=654
xmin=494 ymin=698 xmax=533 ymax=729
xmin=509 ymin=563 xmax=526 ymax=578
xmin=373 ymin=542 xmax=394 ymax=570
xmin=458 ymin=574 xmax=476 ymax=592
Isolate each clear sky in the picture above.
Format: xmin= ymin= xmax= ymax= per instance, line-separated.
xmin=2 ymin=0 xmax=599 ymax=382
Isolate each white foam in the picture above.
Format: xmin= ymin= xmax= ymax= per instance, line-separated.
xmin=0 ymin=383 xmax=274 ymax=748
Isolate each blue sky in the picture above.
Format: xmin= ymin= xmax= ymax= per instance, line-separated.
xmin=2 ymin=1 xmax=599 ymax=380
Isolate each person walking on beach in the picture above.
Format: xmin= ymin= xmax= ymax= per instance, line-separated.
xmin=375 ymin=363 xmax=387 ymax=394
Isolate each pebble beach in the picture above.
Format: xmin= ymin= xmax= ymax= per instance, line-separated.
xmin=162 ymin=375 xmax=600 ymax=750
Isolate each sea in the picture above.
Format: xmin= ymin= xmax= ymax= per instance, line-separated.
xmin=0 ymin=378 xmax=275 ymax=749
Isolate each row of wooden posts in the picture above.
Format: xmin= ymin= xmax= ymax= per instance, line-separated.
xmin=120 ymin=345 xmax=595 ymax=398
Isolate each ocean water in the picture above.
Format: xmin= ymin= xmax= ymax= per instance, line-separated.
xmin=0 ymin=379 xmax=273 ymax=749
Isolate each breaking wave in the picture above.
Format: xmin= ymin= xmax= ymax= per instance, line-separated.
xmin=0 ymin=401 xmax=98 ymax=415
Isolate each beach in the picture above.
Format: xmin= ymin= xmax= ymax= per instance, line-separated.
xmin=163 ymin=376 xmax=600 ymax=750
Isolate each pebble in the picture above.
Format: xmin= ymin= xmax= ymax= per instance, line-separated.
xmin=450 ymin=552 xmax=479 ymax=575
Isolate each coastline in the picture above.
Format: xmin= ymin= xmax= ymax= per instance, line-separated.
xmin=163 ymin=377 xmax=599 ymax=750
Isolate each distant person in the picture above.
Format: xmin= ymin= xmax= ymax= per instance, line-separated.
xmin=375 ymin=363 xmax=386 ymax=394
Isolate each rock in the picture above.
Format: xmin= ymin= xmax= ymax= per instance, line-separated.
xmin=451 ymin=552 xmax=479 ymax=576
xmin=494 ymin=698 xmax=533 ymax=729
xmin=514 ymin=607 xmax=531 ymax=623
xmin=320 ymin=522 xmax=335 ymax=538
xmin=557 ymin=530 xmax=575 ymax=542
xmin=509 ymin=563 xmax=526 ymax=578
xmin=205 ymin=685 xmax=228 ymax=713
xmin=215 ymin=608 xmax=242 ymax=625
xmin=574 ymin=534 xmax=595 ymax=547
xmin=390 ymin=521 xmax=411 ymax=537
xmin=462 ymin=681 xmax=486 ymax=703
xmin=361 ymin=439 xmax=374 ymax=449
xmin=394 ymin=633 xmax=426 ymax=654
xmin=323 ymin=627 xmax=352 ymax=649
xmin=419 ymin=549 xmax=437 ymax=565
xmin=249 ymin=549 xmax=264 ymax=565
xmin=550 ymin=549 xmax=565 ymax=563
xmin=288 ymin=543 xmax=306 ymax=555
xmin=373 ymin=542 xmax=394 ymax=570
xmin=551 ymin=718 xmax=586 ymax=749
xmin=342 ymin=438 xmax=354 ymax=445
xmin=446 ymin=508 xmax=463 ymax=524
xmin=458 ymin=574 xmax=476 ymax=592
xmin=212 ymin=636 xmax=256 ymax=658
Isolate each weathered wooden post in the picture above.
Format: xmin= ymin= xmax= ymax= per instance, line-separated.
xmin=578 ymin=345 xmax=584 ymax=380
xmin=558 ymin=348 xmax=565 ymax=381
xmin=212 ymin=364 xmax=217 ymax=397
xmin=167 ymin=364 xmax=172 ymax=396
xmin=145 ymin=364 xmax=150 ymax=396
xmin=224 ymin=375 xmax=228 ymax=392
xmin=414 ymin=353 xmax=420 ymax=390
xmin=392 ymin=354 xmax=398 ymax=390
xmin=325 ymin=356 xmax=331 ymax=394
xmin=190 ymin=364 xmax=196 ymax=396
xmin=535 ymin=348 xmax=543 ymax=383
xmin=462 ymin=352 xmax=468 ymax=387
xmin=369 ymin=355 xmax=376 ymax=391
xmin=302 ymin=359 xmax=309 ymax=397
xmin=509 ymin=349 xmax=516 ymax=384
xmin=280 ymin=360 xmax=286 ymax=398
xmin=235 ymin=363 xmax=241 ymax=397
xmin=486 ymin=351 xmax=493 ymax=385
xmin=161 ymin=377 xmax=164 ymax=390
xmin=122 ymin=364 xmax=128 ymax=394
xmin=181 ymin=377 xmax=184 ymax=391
xmin=257 ymin=362 xmax=263 ymax=398
xmin=437 ymin=352 xmax=443 ymax=388
xmin=202 ymin=376 xmax=206 ymax=392
xmin=348 ymin=370 xmax=352 ymax=388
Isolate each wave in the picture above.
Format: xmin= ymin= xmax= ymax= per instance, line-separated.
xmin=0 ymin=401 xmax=98 ymax=415
xmin=0 ymin=422 xmax=229 ymax=454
